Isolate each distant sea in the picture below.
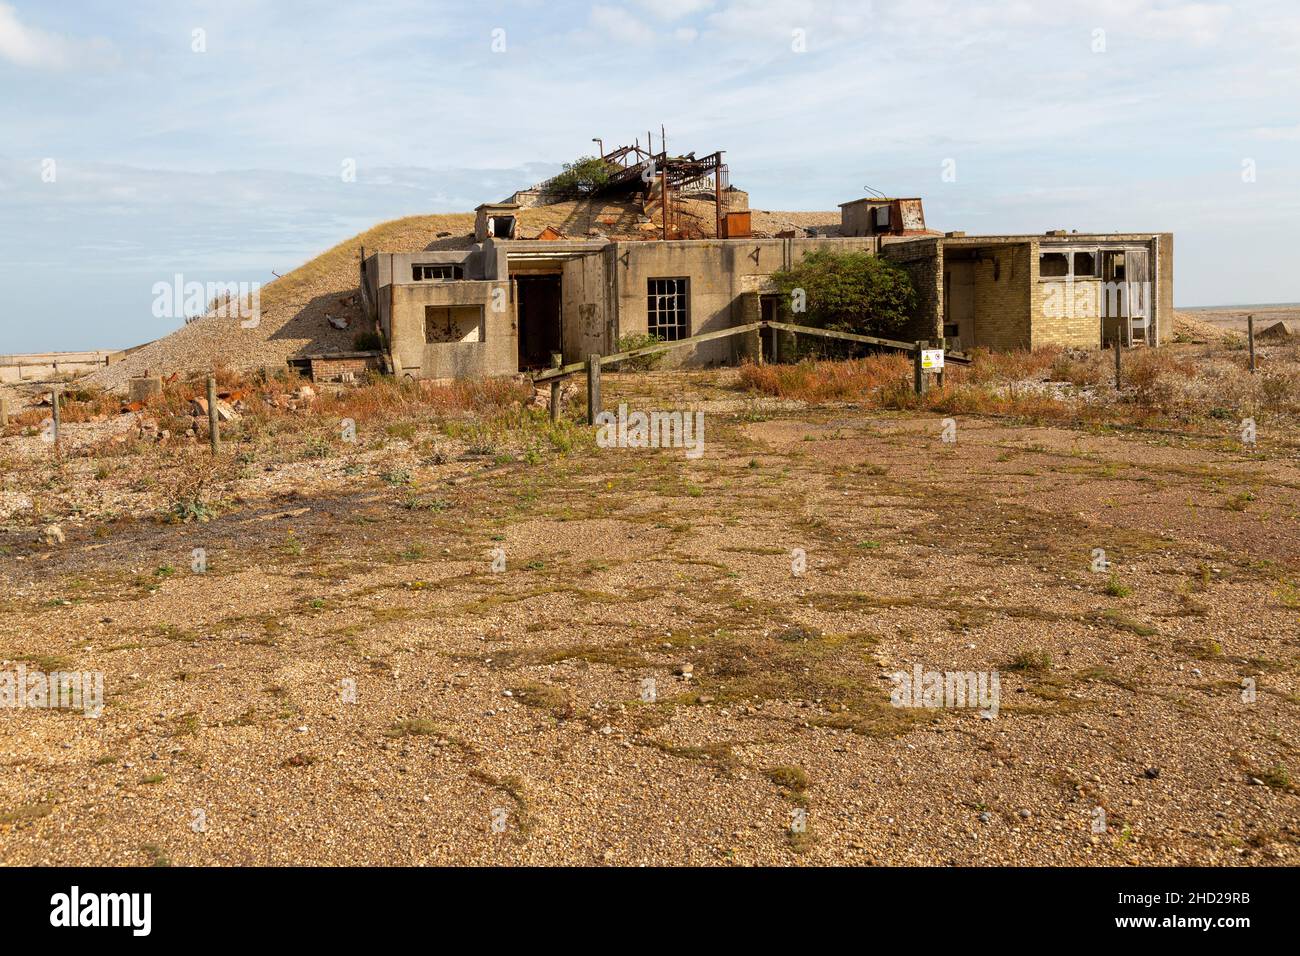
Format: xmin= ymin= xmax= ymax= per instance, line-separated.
xmin=1181 ymin=302 xmax=1300 ymax=311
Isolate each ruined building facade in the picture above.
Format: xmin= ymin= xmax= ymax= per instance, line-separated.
xmin=359 ymin=198 xmax=1173 ymax=380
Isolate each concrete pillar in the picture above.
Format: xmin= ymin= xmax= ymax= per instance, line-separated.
xmin=129 ymin=376 xmax=163 ymax=403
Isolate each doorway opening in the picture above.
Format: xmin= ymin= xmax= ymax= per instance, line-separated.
xmin=758 ymin=294 xmax=782 ymax=361
xmin=943 ymin=259 xmax=975 ymax=349
xmin=515 ymin=274 xmax=562 ymax=370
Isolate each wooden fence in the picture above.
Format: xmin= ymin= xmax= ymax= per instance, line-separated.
xmin=532 ymin=320 xmax=970 ymax=423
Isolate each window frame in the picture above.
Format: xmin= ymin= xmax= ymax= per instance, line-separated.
xmin=1038 ymin=252 xmax=1070 ymax=278
xmin=646 ymin=277 xmax=691 ymax=342
xmin=1038 ymin=247 xmax=1104 ymax=281
xmin=412 ymin=263 xmax=463 ymax=282
xmin=423 ymin=304 xmax=485 ymax=344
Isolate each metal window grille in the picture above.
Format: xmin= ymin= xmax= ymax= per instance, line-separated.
xmin=647 ymin=278 xmax=689 ymax=341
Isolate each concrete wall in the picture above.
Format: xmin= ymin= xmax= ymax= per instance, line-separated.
xmin=840 ymin=199 xmax=889 ymax=237
xmin=368 ymin=228 xmax=1175 ymax=378
xmin=1156 ymin=233 xmax=1174 ymax=345
xmin=607 ymin=236 xmax=877 ymax=366
xmin=388 ymin=279 xmax=515 ymax=379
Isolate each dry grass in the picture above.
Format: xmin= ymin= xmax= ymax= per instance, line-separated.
xmin=736 ymin=341 xmax=1300 ymax=435
xmin=738 ymin=354 xmax=911 ymax=403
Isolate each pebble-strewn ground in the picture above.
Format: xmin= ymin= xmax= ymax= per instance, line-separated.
xmin=1 ymin=370 xmax=1297 ymax=865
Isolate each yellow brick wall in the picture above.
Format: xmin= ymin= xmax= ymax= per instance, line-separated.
xmin=1032 ymin=272 xmax=1103 ymax=348
xmin=971 ymin=243 xmax=1032 ymax=350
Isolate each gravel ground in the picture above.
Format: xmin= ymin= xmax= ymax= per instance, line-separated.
xmin=0 ymin=369 xmax=1296 ymax=865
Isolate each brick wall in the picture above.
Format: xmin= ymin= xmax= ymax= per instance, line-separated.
xmin=309 ymin=355 xmax=379 ymax=383
xmin=881 ymin=238 xmax=943 ymax=342
xmin=1031 ymin=275 xmax=1103 ymax=349
xmin=967 ymin=243 xmax=1032 ymax=350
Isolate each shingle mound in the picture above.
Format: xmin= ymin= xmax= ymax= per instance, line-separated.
xmin=87 ymin=213 xmax=476 ymax=392
xmin=86 ymin=202 xmax=844 ymax=391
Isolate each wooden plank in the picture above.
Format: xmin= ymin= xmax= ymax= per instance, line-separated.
xmin=532 ymin=319 xmax=972 ymax=382
xmin=533 ymin=322 xmax=763 ymax=381
xmin=764 ymin=321 xmax=972 ymax=364
xmin=763 ymin=320 xmax=916 ymax=352
xmin=586 ymin=354 xmax=602 ymax=425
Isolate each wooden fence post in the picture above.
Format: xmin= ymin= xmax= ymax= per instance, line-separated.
xmin=207 ymin=376 xmax=220 ymax=455
xmin=1114 ymin=339 xmax=1122 ymax=388
xmin=1248 ymin=314 xmax=1256 ymax=373
xmin=586 ymin=354 xmax=602 ymax=426
xmin=549 ymin=352 xmax=562 ymax=422
xmin=913 ymin=341 xmax=926 ymax=396
xmin=50 ymin=387 xmax=60 ymax=446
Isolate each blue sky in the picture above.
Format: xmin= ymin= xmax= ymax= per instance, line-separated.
xmin=2 ymin=0 xmax=1298 ymax=352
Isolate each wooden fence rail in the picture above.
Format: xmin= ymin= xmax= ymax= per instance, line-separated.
xmin=532 ymin=320 xmax=970 ymax=385
xmin=531 ymin=320 xmax=971 ymax=424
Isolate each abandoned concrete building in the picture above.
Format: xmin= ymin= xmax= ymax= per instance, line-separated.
xmin=357 ymin=139 xmax=1173 ymax=381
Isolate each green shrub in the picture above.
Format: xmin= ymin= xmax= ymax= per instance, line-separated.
xmin=613 ymin=333 xmax=665 ymax=371
xmin=544 ymin=156 xmax=612 ymax=196
xmin=771 ymin=249 xmax=916 ymax=338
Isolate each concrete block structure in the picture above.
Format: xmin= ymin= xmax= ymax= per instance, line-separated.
xmin=360 ymin=196 xmax=1172 ymax=380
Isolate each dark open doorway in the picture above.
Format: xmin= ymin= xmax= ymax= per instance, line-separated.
xmin=758 ymin=294 xmax=781 ymax=361
xmin=516 ymin=274 xmax=562 ymax=370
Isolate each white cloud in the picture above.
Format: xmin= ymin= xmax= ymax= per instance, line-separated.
xmin=590 ymin=5 xmax=657 ymax=45
xmin=637 ymin=0 xmax=715 ymax=19
xmin=0 ymin=2 xmax=115 ymax=69
xmin=1254 ymin=124 xmax=1300 ymax=141
xmin=1110 ymin=0 xmax=1233 ymax=46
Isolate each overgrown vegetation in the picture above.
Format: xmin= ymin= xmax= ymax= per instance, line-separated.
xmin=770 ymin=249 xmax=916 ymax=338
xmin=543 ymin=155 xmax=612 ymax=197
xmin=613 ymin=332 xmax=666 ymax=372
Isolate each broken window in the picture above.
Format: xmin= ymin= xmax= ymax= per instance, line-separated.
xmin=1039 ymin=252 xmax=1069 ymax=277
xmin=1073 ymin=251 xmax=1098 ymax=277
xmin=424 ymin=305 xmax=484 ymax=344
xmin=647 ymin=278 xmax=690 ymax=341
xmin=412 ymin=264 xmax=462 ymax=282
xmin=1103 ymin=251 xmax=1126 ymax=281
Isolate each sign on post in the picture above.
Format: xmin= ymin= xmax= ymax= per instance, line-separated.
xmin=921 ymin=349 xmax=945 ymax=371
